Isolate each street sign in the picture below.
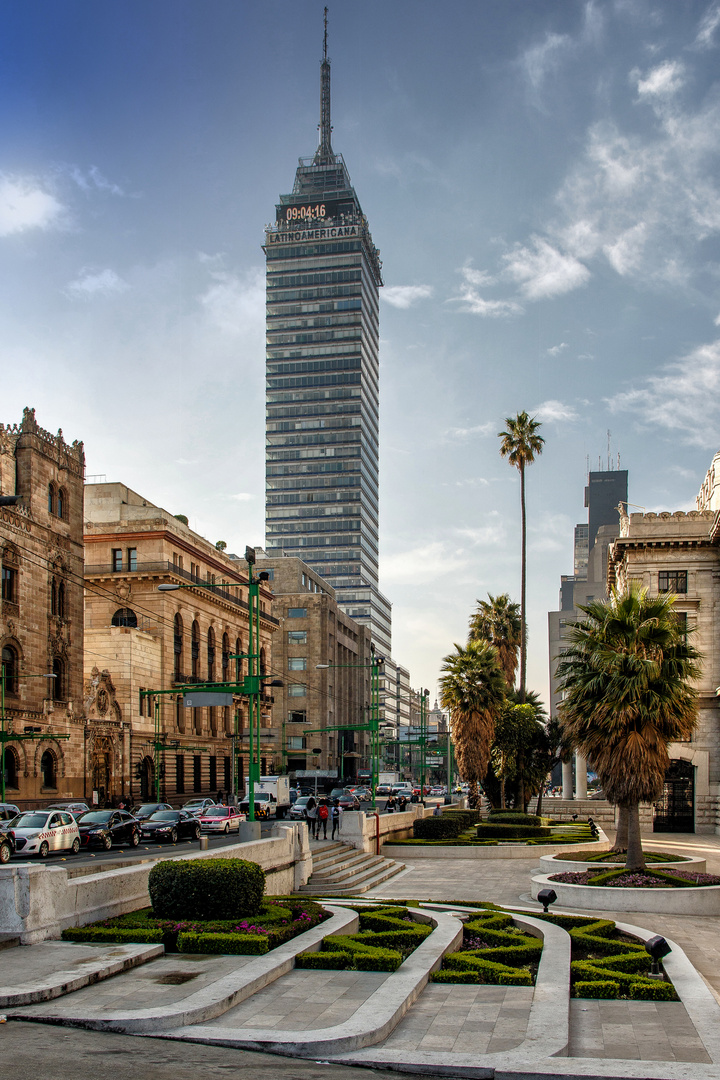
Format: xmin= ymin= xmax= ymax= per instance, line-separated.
xmin=183 ymin=692 xmax=234 ymax=707
xmin=295 ymin=769 xmax=336 ymax=778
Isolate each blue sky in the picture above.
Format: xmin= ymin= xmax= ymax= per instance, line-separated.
xmin=3 ymin=1 xmax=720 ymax=703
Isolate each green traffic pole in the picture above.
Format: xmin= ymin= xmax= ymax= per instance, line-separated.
xmin=154 ymin=697 xmax=161 ymax=802
xmin=1 ymin=663 xmax=5 ymax=805
xmin=248 ymin=565 xmax=255 ymax=824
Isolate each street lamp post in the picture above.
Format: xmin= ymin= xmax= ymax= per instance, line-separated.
xmin=0 ymin=665 xmax=66 ymax=804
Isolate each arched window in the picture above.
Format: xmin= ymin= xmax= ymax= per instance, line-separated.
xmin=3 ymin=747 xmax=18 ymax=790
xmin=58 ymin=581 xmax=65 ymax=619
xmin=51 ymin=579 xmax=57 ymax=615
xmin=1 ymin=644 xmax=19 ymax=695
xmin=48 ymin=483 xmax=55 ymax=515
xmin=191 ymin=621 xmax=200 ymax=679
xmin=41 ymin=749 xmax=57 ymax=790
xmin=236 ymin=637 xmax=242 ymax=678
xmin=112 ymin=608 xmax=137 ymax=628
xmin=207 ymin=627 xmax=216 ymax=682
xmin=174 ymin=614 xmax=183 ymax=681
xmin=222 ymin=632 xmax=230 ymax=683
xmin=57 ymin=487 xmax=65 ymax=520
xmin=209 ymin=705 xmax=217 ymax=736
xmin=52 ymin=657 xmax=65 ymax=701
xmin=260 ymin=646 xmax=267 ymax=677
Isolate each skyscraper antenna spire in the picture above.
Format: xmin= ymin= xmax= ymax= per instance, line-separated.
xmin=315 ymin=6 xmax=333 ymax=163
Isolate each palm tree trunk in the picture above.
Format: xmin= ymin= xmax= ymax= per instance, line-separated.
xmin=468 ymin=778 xmax=479 ymax=809
xmin=612 ymin=805 xmax=629 ymax=852
xmin=625 ymin=803 xmax=645 ymax=871
xmin=519 ymin=461 xmax=527 ymax=703
xmin=500 ymin=775 xmax=506 ymax=809
xmin=536 ymin=780 xmax=545 ymax=818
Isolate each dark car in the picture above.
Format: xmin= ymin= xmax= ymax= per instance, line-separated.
xmin=76 ymin=810 xmax=141 ymax=850
xmin=0 ymin=802 xmax=21 ymax=822
xmin=140 ymin=810 xmax=201 ymax=843
xmin=338 ymin=794 xmax=360 ymax=811
xmin=289 ymin=795 xmax=314 ymax=821
xmin=132 ymin=802 xmax=173 ymax=822
xmin=0 ymin=828 xmax=15 ymax=863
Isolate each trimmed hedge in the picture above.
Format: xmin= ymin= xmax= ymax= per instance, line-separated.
xmin=440 ymin=952 xmax=533 ymax=985
xmin=178 ymin=932 xmax=269 ymax=955
xmin=476 ymin=824 xmax=552 ymax=839
xmin=574 ymin=980 xmax=620 ymax=999
xmin=294 ymin=950 xmax=351 ymax=970
xmin=487 ymin=812 xmax=543 ymax=827
xmin=439 ymin=810 xmax=479 ymax=830
xmin=148 ymin=858 xmax=265 ymax=920
xmin=432 ymin=910 xmax=540 ymax=986
xmin=295 ymin=903 xmax=426 ymax=973
xmin=414 ymin=817 xmax=466 ymax=840
xmin=61 ymin=926 xmax=163 ymax=945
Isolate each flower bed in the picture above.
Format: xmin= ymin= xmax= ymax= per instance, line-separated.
xmin=431 ymin=910 xmax=540 ymax=986
xmin=62 ymin=896 xmax=328 ymax=954
xmin=558 ymin=850 xmax=687 ymax=864
xmin=393 ymin=822 xmax=598 ymax=847
xmin=549 ymin=868 xmax=720 ymax=888
xmin=295 ymin=903 xmax=432 ymax=972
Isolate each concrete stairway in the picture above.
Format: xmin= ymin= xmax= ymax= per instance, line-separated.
xmin=300 ymin=840 xmax=406 ymax=896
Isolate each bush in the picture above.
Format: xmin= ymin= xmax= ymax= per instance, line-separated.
xmin=476 ymin=823 xmax=552 ymax=839
xmin=295 ymin=950 xmax=351 ymax=969
xmin=354 ymin=926 xmax=432 ymax=951
xmin=443 ymin=952 xmax=533 ymax=984
xmin=148 ymin=858 xmax=265 ymax=920
xmin=487 ymin=812 xmax=543 ymax=827
xmin=439 ymin=810 xmax=479 ymax=830
xmin=414 ymin=817 xmax=466 ymax=840
xmin=61 ymin=926 xmax=164 ymax=944
xmin=574 ymin=980 xmax=620 ymax=999
xmin=178 ymin=932 xmax=269 ymax=955
xmin=632 ymin=979 xmax=678 ymax=1001
xmin=432 ymin=969 xmax=483 ymax=984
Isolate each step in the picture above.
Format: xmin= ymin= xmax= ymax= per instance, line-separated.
xmin=300 ymin=860 xmax=406 ymax=896
xmin=312 ymin=857 xmax=386 ymax=885
xmin=311 ymin=852 xmax=381 ymax=880
xmin=310 ymin=844 xmax=356 ymax=867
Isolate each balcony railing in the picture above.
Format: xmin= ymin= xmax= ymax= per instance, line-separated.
xmin=84 ymin=560 xmax=279 ymax=625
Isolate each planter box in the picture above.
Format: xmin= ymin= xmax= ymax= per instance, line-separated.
xmin=531 ymin=870 xmax=720 ymax=915
xmin=381 ymin=828 xmax=610 ymax=861
xmin=539 ymin=852 xmax=707 ymax=875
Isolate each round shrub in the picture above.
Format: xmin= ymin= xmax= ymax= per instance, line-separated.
xmin=148 ymin=858 xmax=265 ymax=920
xmin=487 ymin=812 xmax=542 ymax=827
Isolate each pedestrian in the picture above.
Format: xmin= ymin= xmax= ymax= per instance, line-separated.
xmin=318 ymin=799 xmax=329 ymax=839
xmin=398 ymin=794 xmax=407 ymax=813
xmin=331 ymin=799 xmax=342 ymax=839
xmin=306 ymin=796 xmax=318 ymax=839
xmin=386 ymin=794 xmax=396 ymax=813
xmin=216 ymin=789 xmax=223 ymax=805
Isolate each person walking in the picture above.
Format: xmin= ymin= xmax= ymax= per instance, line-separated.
xmin=306 ymin=796 xmax=318 ymax=839
xmin=397 ymin=794 xmax=407 ymax=813
xmin=386 ymin=794 xmax=396 ymax=813
xmin=216 ymin=789 xmax=223 ymax=806
xmin=317 ymin=799 xmax=329 ymax=839
xmin=331 ymin=799 xmax=342 ymax=839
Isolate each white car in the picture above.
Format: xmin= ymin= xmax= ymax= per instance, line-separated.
xmin=10 ymin=810 xmax=80 ymax=857
xmin=198 ymin=805 xmax=245 ymax=833
xmin=182 ymin=798 xmax=218 ymax=818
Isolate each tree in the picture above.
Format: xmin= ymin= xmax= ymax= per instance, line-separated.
xmin=556 ymin=586 xmax=701 ymax=870
xmin=484 ymin=694 xmax=549 ymax=810
xmin=468 ymin=593 xmax=521 ymax=690
xmin=439 ymin=640 xmax=507 ymax=809
xmin=498 ymin=412 xmax=544 ymax=702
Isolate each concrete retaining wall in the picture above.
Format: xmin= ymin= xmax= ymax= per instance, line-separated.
xmin=0 ymin=822 xmax=311 ymax=944
xmin=531 ymin=869 xmax=720 ymax=914
xmin=339 ymin=806 xmax=444 ymax=853
xmin=539 ymin=851 xmax=707 ymax=874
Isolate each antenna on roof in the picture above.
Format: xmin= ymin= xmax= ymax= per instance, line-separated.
xmin=314 ymin=6 xmax=334 ymax=164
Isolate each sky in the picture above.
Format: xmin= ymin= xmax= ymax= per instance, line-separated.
xmin=2 ymin=0 xmax=720 ymax=705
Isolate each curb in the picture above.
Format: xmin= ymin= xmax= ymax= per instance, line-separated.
xmin=0 ymin=942 xmax=163 ymax=1007
xmin=8 ymin=904 xmax=357 ymax=1032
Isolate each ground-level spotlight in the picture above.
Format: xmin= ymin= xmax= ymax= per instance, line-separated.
xmin=645 ymin=934 xmax=671 ymax=975
xmin=537 ymin=887 xmax=557 ymax=913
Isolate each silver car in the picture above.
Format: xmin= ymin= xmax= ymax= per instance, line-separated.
xmin=10 ymin=810 xmax=80 ymax=857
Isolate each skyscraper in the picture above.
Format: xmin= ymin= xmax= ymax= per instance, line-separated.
xmin=263 ymin=16 xmax=392 ymax=655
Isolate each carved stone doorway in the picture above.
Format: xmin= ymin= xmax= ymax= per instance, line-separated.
xmin=92 ymin=737 xmax=114 ymax=806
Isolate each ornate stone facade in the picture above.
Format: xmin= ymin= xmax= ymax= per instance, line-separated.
xmin=0 ymin=408 xmax=85 ymax=807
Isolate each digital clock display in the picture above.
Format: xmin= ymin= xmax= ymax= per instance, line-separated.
xmin=276 ymin=198 xmax=350 ymax=225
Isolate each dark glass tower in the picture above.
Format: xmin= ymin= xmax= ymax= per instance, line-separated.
xmin=264 ymin=21 xmax=391 ymax=654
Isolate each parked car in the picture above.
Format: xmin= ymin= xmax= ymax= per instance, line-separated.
xmin=9 ymin=810 xmax=80 ymax=858
xmin=45 ymin=802 xmax=91 ymax=818
xmin=288 ymin=795 xmax=313 ymax=821
xmin=376 ymin=785 xmax=392 ymax=797
xmin=338 ymin=794 xmax=360 ymax=811
xmin=0 ymin=828 xmax=15 ymax=863
xmin=76 ymin=810 xmax=141 ymax=850
xmin=0 ymin=802 xmax=21 ymax=822
xmin=351 ymin=787 xmax=372 ymax=801
xmin=182 ymin=798 xmax=217 ymax=817
xmin=199 ymin=805 xmax=245 ymax=833
xmin=140 ymin=810 xmax=201 ymax=843
xmin=329 ymin=787 xmax=346 ymax=801
xmin=132 ymin=802 xmax=173 ymax=822
xmin=238 ymin=791 xmax=275 ymax=819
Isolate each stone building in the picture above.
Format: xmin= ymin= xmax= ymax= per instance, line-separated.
xmin=84 ymin=484 xmax=277 ymax=806
xmin=232 ymin=550 xmax=371 ymax=784
xmin=0 ymin=409 xmax=85 ymax=808
xmin=608 ymin=504 xmax=720 ymax=833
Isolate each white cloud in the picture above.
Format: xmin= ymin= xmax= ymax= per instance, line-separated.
xmin=606 ymin=338 xmax=720 ymax=447
xmin=546 ymin=342 xmax=568 ymax=356
xmin=382 ymin=284 xmax=433 ymax=309
xmin=0 ymin=175 xmax=63 ymax=237
xmin=381 ymin=541 xmax=469 ymax=585
xmin=694 ymin=3 xmax=720 ymax=49
xmin=449 ymin=264 xmax=522 ymax=317
xmin=532 ymin=399 xmax=578 ymax=423
xmin=503 ymin=237 xmax=590 ymax=300
xmin=715 ymin=313 xmax=720 ymax=326
xmin=66 ymin=268 xmax=129 ymax=298
xmin=199 ymin=265 xmax=264 ymax=335
xmin=229 ymin=492 xmax=255 ymax=501
xmin=521 ymin=32 xmax=572 ymax=93
xmin=635 ymin=60 xmax=685 ymax=98
xmin=442 ymin=421 xmax=496 ymax=441
xmin=67 ymin=165 xmax=125 ymax=196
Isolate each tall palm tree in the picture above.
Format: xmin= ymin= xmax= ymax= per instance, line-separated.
xmin=556 ymin=586 xmax=701 ymax=870
xmin=498 ymin=412 xmax=544 ymax=702
xmin=439 ymin=639 xmax=507 ymax=809
xmin=468 ymin=593 xmax=521 ymax=690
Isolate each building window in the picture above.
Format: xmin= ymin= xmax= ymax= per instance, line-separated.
xmin=1 ymin=644 xmax=19 ymax=694
xmin=260 ymin=647 xmax=267 ymax=677
xmin=48 ymin=483 xmax=55 ymax=515
xmin=287 ymin=736 xmax=306 ymax=750
xmin=193 ymin=755 xmax=202 ymax=792
xmin=287 ymin=607 xmax=307 ymax=618
xmin=57 ymin=488 xmax=65 ymax=520
xmin=111 ymin=549 xmax=123 ymax=572
xmin=52 ymin=657 xmax=65 ymax=700
xmin=223 ymin=756 xmax=231 ymax=792
xmin=289 ymin=709 xmax=307 ymax=724
xmin=265 ymin=569 xmax=274 ymax=581
xmin=674 ymin=611 xmax=688 ymax=639
xmin=127 ymin=548 xmax=137 ymax=571
xmin=174 ymin=614 xmax=183 ymax=680
xmin=288 ymin=631 xmax=307 ymax=645
xmin=191 ymin=621 xmax=200 ymax=678
xmin=288 ymin=684 xmax=307 ymax=697
xmin=51 ymin=579 xmax=57 ymax=615
xmin=288 ymin=657 xmax=307 ymax=671
xmin=58 ymin=581 xmax=65 ymax=618
xmin=41 ymin=749 xmax=57 ymax=789
xmin=207 ymin=628 xmax=216 ymax=681
xmin=3 ymin=747 xmax=19 ymax=790
xmin=176 ymin=695 xmax=185 ymax=733
xmin=659 ymin=570 xmax=688 ymax=594
xmin=176 ymin=755 xmax=185 ymax=794
xmin=222 ymin=633 xmax=230 ymax=682
xmin=209 ymin=755 xmax=217 ymax=792
xmin=209 ymin=705 xmax=217 ymax=735
xmin=301 ymin=574 xmax=306 ymax=586
xmin=1 ymin=565 xmax=17 ymax=604
xmin=139 ymin=690 xmax=147 ymax=717
xmin=112 ymin=608 xmax=137 ymax=627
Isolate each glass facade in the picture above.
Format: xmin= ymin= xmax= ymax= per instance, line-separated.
xmin=264 ymin=62 xmax=392 ymax=655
